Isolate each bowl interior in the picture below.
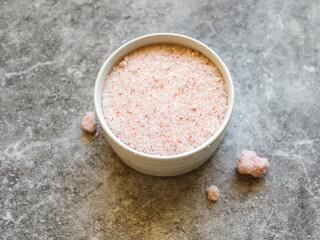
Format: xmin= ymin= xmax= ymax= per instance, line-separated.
xmin=94 ymin=33 xmax=234 ymax=159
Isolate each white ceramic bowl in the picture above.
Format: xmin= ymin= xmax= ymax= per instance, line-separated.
xmin=94 ymin=33 xmax=234 ymax=176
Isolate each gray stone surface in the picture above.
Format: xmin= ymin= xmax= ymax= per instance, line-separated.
xmin=1 ymin=0 xmax=319 ymax=239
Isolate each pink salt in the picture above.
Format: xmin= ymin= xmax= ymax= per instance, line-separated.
xmin=207 ymin=185 xmax=220 ymax=201
xmin=237 ymin=150 xmax=269 ymax=177
xmin=81 ymin=111 xmax=97 ymax=134
xmin=102 ymin=45 xmax=228 ymax=156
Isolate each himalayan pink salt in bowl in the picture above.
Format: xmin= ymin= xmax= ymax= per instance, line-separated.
xmin=94 ymin=33 xmax=234 ymax=176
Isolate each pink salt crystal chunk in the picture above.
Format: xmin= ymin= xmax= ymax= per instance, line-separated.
xmin=119 ymin=60 xmax=127 ymax=68
xmin=207 ymin=185 xmax=220 ymax=201
xmin=81 ymin=111 xmax=97 ymax=133
xmin=237 ymin=150 xmax=269 ymax=177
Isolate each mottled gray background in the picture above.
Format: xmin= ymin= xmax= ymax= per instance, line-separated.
xmin=0 ymin=0 xmax=319 ymax=239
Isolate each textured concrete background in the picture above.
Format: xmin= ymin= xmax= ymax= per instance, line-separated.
xmin=1 ymin=0 xmax=319 ymax=239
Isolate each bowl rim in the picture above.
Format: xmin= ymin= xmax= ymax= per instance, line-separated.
xmin=94 ymin=33 xmax=234 ymax=160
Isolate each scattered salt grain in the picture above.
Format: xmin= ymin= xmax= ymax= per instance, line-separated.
xmin=102 ymin=45 xmax=228 ymax=155
xmin=207 ymin=185 xmax=220 ymax=201
xmin=81 ymin=111 xmax=96 ymax=134
xmin=237 ymin=150 xmax=269 ymax=177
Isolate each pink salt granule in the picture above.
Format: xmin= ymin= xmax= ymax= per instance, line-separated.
xmin=237 ymin=150 xmax=269 ymax=177
xmin=81 ymin=111 xmax=97 ymax=133
xmin=102 ymin=45 xmax=228 ymax=155
xmin=207 ymin=185 xmax=220 ymax=201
